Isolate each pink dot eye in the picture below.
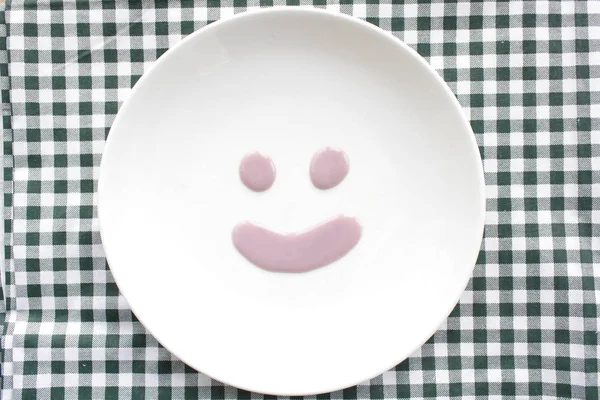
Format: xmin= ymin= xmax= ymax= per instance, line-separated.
xmin=310 ymin=148 xmax=349 ymax=190
xmin=239 ymin=152 xmax=276 ymax=192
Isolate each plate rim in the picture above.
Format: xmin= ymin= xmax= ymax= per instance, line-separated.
xmin=98 ymin=6 xmax=486 ymax=396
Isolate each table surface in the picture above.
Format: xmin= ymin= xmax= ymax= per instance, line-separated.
xmin=1 ymin=1 xmax=598 ymax=399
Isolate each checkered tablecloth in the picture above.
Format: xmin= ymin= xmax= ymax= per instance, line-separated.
xmin=1 ymin=1 xmax=599 ymax=399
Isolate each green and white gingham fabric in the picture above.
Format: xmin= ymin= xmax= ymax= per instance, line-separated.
xmin=1 ymin=1 xmax=599 ymax=399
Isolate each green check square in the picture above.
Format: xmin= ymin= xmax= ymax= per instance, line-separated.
xmin=26 ymin=182 xmax=40 ymax=198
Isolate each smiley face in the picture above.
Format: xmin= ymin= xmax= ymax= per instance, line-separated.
xmin=232 ymin=148 xmax=362 ymax=273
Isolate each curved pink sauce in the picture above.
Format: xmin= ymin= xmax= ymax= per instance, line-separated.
xmin=310 ymin=148 xmax=349 ymax=190
xmin=239 ymin=152 xmax=276 ymax=192
xmin=232 ymin=216 xmax=362 ymax=273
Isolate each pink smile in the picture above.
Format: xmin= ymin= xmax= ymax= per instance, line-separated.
xmin=232 ymin=215 xmax=362 ymax=273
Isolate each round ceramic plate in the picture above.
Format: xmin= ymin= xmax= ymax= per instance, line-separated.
xmin=99 ymin=8 xmax=485 ymax=396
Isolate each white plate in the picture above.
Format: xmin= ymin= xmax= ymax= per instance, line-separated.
xmin=99 ymin=8 xmax=485 ymax=396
